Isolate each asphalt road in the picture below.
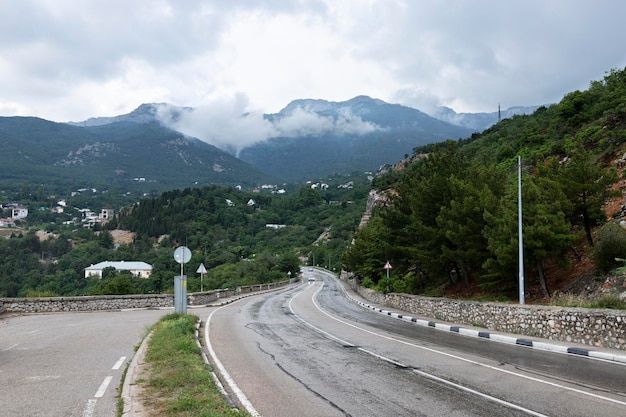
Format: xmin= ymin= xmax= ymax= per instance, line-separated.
xmin=203 ymin=270 xmax=626 ymax=417
xmin=2 ymin=271 xmax=625 ymax=417
xmin=0 ymin=308 xmax=167 ymax=417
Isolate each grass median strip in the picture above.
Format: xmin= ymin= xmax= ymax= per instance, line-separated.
xmin=136 ymin=313 xmax=248 ymax=417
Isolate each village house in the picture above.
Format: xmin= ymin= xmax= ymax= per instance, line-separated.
xmin=266 ymin=224 xmax=287 ymax=229
xmin=3 ymin=203 xmax=29 ymax=220
xmin=78 ymin=206 xmax=114 ymax=228
xmin=100 ymin=206 xmax=114 ymax=221
xmin=0 ymin=218 xmax=16 ymax=228
xmin=84 ymin=261 xmax=153 ymax=278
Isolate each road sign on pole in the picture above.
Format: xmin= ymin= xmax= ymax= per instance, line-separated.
xmin=173 ymin=246 xmax=191 ymax=314
xmin=383 ymin=261 xmax=392 ymax=293
xmin=174 ymin=275 xmax=187 ymax=314
xmin=197 ymin=263 xmax=207 ymax=292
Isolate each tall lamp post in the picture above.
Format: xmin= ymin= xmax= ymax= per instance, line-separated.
xmin=518 ymin=156 xmax=525 ymax=305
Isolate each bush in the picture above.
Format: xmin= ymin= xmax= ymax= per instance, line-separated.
xmin=552 ymin=291 xmax=626 ymax=310
xmin=592 ymin=222 xmax=626 ymax=273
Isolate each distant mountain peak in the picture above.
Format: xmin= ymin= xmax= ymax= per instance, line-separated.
xmin=68 ymin=103 xmax=191 ymax=127
xmin=278 ymin=98 xmax=334 ymax=115
xmin=427 ymin=104 xmax=545 ymax=131
xmin=344 ymin=95 xmax=386 ymax=106
xmin=277 ymin=95 xmax=389 ymax=116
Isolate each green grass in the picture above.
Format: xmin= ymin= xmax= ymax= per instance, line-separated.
xmin=136 ymin=313 xmax=248 ymax=417
xmin=551 ymin=292 xmax=626 ymax=310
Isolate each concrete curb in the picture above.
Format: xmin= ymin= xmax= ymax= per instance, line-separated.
xmin=121 ymin=331 xmax=153 ymax=417
xmin=120 ymin=287 xmax=291 ymax=416
xmin=341 ymin=288 xmax=626 ymax=364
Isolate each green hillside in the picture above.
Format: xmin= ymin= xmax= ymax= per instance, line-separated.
xmin=343 ymin=68 xmax=626 ymax=303
xmin=0 ymin=118 xmax=278 ymax=196
xmin=0 ymin=176 xmax=369 ymax=297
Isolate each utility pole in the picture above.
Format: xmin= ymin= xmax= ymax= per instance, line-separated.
xmin=518 ymin=156 xmax=525 ymax=305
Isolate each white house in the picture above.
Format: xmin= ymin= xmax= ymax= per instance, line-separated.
xmin=100 ymin=206 xmax=114 ymax=221
xmin=84 ymin=261 xmax=153 ymax=278
xmin=266 ymin=224 xmax=287 ymax=229
xmin=10 ymin=205 xmax=28 ymax=219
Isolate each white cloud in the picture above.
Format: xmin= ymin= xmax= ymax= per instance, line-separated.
xmin=0 ymin=0 xmax=625 ymax=121
xmin=273 ymin=107 xmax=381 ymax=137
xmin=158 ymin=94 xmax=382 ymax=154
xmin=160 ymin=94 xmax=274 ymax=154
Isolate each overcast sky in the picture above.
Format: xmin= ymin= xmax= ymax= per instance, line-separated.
xmin=1 ymin=0 xmax=625 ymax=124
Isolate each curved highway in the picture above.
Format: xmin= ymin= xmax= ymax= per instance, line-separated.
xmin=204 ymin=269 xmax=626 ymax=417
xmin=2 ymin=270 xmax=624 ymax=416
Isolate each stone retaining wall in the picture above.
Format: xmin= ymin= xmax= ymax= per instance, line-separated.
xmin=0 ymin=280 xmax=290 ymax=314
xmin=1 ymin=294 xmax=173 ymax=313
xmin=354 ymin=285 xmax=626 ymax=351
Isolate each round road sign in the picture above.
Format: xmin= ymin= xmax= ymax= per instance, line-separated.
xmin=173 ymin=246 xmax=192 ymax=264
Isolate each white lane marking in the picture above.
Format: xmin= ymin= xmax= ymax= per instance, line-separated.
xmin=83 ymin=399 xmax=97 ymax=417
xmin=411 ymin=366 xmax=549 ymax=417
xmin=288 ymin=288 xmax=548 ymax=415
xmin=95 ymin=375 xmax=113 ymax=398
xmin=83 ymin=358 xmax=125 ymax=416
xmin=3 ymin=343 xmax=20 ymax=351
xmin=25 ymin=375 xmax=61 ymax=381
xmin=291 ymin=284 xmax=626 ymax=410
xmin=205 ymin=301 xmax=262 ymax=417
xmin=112 ymin=356 xmax=126 ymax=370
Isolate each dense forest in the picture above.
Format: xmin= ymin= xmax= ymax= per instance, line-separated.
xmin=342 ymin=68 xmax=626 ymax=302
xmin=0 ymin=177 xmax=369 ymax=297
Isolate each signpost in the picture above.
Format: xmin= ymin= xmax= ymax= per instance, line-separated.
xmin=383 ymin=260 xmax=392 ymax=293
xmin=197 ymin=262 xmax=207 ymax=292
xmin=173 ymin=246 xmax=191 ymax=314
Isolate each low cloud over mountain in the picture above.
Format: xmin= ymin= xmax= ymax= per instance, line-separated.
xmin=63 ymin=95 xmax=540 ymax=182
xmin=156 ymin=94 xmax=384 ymax=155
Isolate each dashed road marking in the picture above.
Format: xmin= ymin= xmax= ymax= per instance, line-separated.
xmin=83 ymin=356 xmax=126 ymax=417
xmin=95 ymin=376 xmax=112 ymax=398
xmin=113 ymin=356 xmax=126 ymax=370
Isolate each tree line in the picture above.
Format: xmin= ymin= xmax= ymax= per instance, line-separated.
xmin=0 ymin=178 xmax=369 ymax=297
xmin=343 ymin=68 xmax=626 ymax=300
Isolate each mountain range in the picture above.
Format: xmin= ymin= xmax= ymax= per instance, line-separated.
xmin=1 ymin=97 xmax=539 ymax=195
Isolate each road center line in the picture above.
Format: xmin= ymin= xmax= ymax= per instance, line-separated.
xmin=288 ymin=286 xmax=549 ymax=415
xmin=290 ymin=282 xmax=626 ymax=409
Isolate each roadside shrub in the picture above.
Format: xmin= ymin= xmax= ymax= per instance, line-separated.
xmin=593 ymin=222 xmax=626 ymax=272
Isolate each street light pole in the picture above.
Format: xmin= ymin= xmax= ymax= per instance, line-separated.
xmin=518 ymin=156 xmax=525 ymax=305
